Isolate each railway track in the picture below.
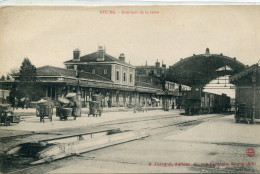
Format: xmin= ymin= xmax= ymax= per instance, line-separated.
xmin=1 ymin=113 xmax=231 ymax=174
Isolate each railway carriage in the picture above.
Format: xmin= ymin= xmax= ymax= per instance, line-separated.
xmin=183 ymin=90 xmax=231 ymax=115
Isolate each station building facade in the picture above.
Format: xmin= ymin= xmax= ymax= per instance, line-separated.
xmin=1 ymin=46 xmax=183 ymax=108
xmin=16 ymin=46 xmax=170 ymax=107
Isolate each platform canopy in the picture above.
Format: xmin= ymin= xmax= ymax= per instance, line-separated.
xmin=165 ymin=48 xmax=246 ymax=88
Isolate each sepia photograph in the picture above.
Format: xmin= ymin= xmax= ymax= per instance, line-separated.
xmin=0 ymin=3 xmax=260 ymax=173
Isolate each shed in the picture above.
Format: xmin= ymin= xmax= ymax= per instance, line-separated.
xmin=230 ymin=64 xmax=260 ymax=123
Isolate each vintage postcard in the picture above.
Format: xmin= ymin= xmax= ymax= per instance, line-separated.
xmin=0 ymin=4 xmax=259 ymax=173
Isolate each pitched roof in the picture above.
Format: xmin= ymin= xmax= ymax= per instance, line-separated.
xmin=37 ymin=66 xmax=112 ymax=82
xmin=136 ymin=65 xmax=156 ymax=69
xmin=64 ymin=51 xmax=132 ymax=66
xmin=230 ymin=64 xmax=259 ymax=83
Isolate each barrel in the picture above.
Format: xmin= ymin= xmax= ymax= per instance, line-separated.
xmin=61 ymin=108 xmax=72 ymax=117
xmin=37 ymin=105 xmax=51 ymax=116
xmin=56 ymin=106 xmax=62 ymax=116
xmin=92 ymin=94 xmax=102 ymax=105
xmin=72 ymin=107 xmax=81 ymax=117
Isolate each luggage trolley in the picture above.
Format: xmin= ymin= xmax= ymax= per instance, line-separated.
xmin=88 ymin=94 xmax=103 ymax=117
xmin=235 ymin=103 xmax=253 ymax=124
xmin=56 ymin=93 xmax=82 ymax=120
xmin=0 ymin=104 xmax=20 ymax=126
xmin=36 ymin=99 xmax=53 ymax=123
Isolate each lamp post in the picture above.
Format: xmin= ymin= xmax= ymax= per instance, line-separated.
xmin=251 ymin=72 xmax=256 ymax=124
xmin=134 ymin=90 xmax=137 ymax=113
xmin=116 ymin=90 xmax=119 ymax=107
xmin=76 ymin=70 xmax=80 ymax=100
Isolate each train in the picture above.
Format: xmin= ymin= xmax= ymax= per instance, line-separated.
xmin=181 ymin=90 xmax=231 ymax=115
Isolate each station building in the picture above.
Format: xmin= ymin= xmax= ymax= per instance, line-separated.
xmin=135 ymin=60 xmax=182 ymax=108
xmin=6 ymin=46 xmax=172 ymax=108
xmin=0 ymin=46 xmax=184 ymax=108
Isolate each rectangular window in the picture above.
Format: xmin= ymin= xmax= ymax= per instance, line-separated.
xmin=104 ymin=69 xmax=107 ymax=74
xmin=116 ymin=70 xmax=119 ymax=81
xmin=123 ymin=72 xmax=126 ymax=82
xmin=130 ymin=73 xmax=132 ymax=83
xmin=92 ymin=69 xmax=95 ymax=74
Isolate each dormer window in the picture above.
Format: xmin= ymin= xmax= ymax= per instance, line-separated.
xmin=92 ymin=69 xmax=95 ymax=74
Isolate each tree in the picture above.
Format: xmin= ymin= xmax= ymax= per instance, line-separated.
xmin=14 ymin=58 xmax=42 ymax=101
xmin=17 ymin=58 xmax=37 ymax=82
xmin=7 ymin=67 xmax=19 ymax=77
xmin=1 ymin=75 xmax=5 ymax=81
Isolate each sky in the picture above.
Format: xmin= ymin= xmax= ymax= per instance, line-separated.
xmin=0 ymin=5 xmax=260 ymax=98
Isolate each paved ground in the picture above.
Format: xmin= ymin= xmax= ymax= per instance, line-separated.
xmin=48 ymin=115 xmax=260 ymax=173
xmin=0 ymin=109 xmax=259 ymax=173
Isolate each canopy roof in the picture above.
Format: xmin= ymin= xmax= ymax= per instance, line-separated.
xmin=166 ymin=48 xmax=246 ymax=87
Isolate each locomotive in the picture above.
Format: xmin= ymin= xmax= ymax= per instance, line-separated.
xmin=181 ymin=90 xmax=231 ymax=115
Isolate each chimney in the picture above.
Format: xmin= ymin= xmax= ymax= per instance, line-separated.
xmin=73 ymin=48 xmax=80 ymax=61
xmin=119 ymin=53 xmax=125 ymax=62
xmin=155 ymin=59 xmax=160 ymax=68
xmin=162 ymin=60 xmax=166 ymax=68
xmin=97 ymin=46 xmax=105 ymax=61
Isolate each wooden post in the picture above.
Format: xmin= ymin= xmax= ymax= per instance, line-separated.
xmin=46 ymin=86 xmax=48 ymax=97
xmin=252 ymin=73 xmax=256 ymax=124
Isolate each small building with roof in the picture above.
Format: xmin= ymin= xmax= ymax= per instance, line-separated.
xmin=230 ymin=63 xmax=260 ymax=123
